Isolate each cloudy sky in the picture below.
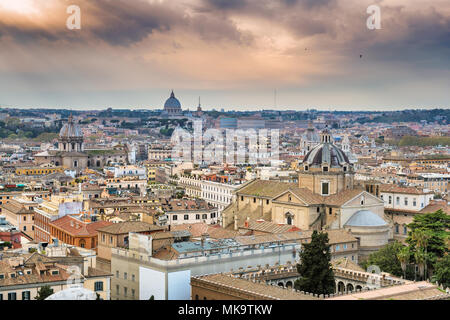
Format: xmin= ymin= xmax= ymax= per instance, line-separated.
xmin=0 ymin=0 xmax=449 ymax=110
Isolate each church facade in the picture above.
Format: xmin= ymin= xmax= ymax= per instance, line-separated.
xmin=34 ymin=115 xmax=128 ymax=172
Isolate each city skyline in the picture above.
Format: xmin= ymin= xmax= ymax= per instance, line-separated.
xmin=0 ymin=0 xmax=449 ymax=110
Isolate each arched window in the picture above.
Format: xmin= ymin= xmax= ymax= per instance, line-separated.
xmin=287 ymin=216 xmax=292 ymax=225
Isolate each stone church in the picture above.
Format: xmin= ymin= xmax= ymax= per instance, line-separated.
xmin=34 ymin=115 xmax=128 ymax=173
xmin=222 ymin=128 xmax=392 ymax=257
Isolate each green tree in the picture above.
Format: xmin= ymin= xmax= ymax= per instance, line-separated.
xmin=397 ymin=246 xmax=411 ymax=279
xmin=365 ymin=241 xmax=405 ymax=277
xmin=294 ymin=231 xmax=335 ymax=295
xmin=406 ymin=210 xmax=450 ymax=270
xmin=35 ymin=285 xmax=54 ymax=300
xmin=431 ymin=255 xmax=450 ymax=289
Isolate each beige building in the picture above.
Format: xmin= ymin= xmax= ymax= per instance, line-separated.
xmin=222 ymin=128 xmax=391 ymax=258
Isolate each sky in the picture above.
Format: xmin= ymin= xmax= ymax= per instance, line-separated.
xmin=0 ymin=0 xmax=449 ymax=111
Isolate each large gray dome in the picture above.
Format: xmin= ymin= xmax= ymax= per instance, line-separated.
xmin=59 ymin=115 xmax=83 ymax=138
xmin=344 ymin=210 xmax=388 ymax=227
xmin=303 ymin=142 xmax=349 ymax=167
xmin=164 ymin=91 xmax=181 ymax=110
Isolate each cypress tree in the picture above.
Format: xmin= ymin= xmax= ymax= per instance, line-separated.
xmin=294 ymin=230 xmax=335 ymax=295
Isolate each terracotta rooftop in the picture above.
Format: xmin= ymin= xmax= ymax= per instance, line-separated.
xmin=192 ymin=273 xmax=320 ymax=300
xmin=97 ymin=221 xmax=165 ymax=235
xmin=237 ymin=180 xmax=297 ymax=198
xmin=50 ymin=215 xmax=112 ymax=237
xmin=239 ymin=219 xmax=301 ymax=234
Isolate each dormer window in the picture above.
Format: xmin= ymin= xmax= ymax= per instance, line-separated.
xmin=323 ymin=166 xmax=328 ymax=172
xmin=304 ymin=165 xmax=309 ymax=171
xmin=343 ymin=166 xmax=347 ymax=172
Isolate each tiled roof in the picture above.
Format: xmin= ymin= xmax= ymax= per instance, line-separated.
xmin=237 ymin=180 xmax=297 ymax=198
xmin=239 ymin=219 xmax=301 ymax=234
xmin=50 ymin=215 xmax=112 ymax=236
xmin=322 ymin=188 xmax=367 ymax=206
xmin=193 ymin=273 xmax=320 ymax=300
xmin=97 ymin=221 xmax=165 ymax=235
xmin=1 ymin=200 xmax=34 ymax=215
xmin=331 ymin=257 xmax=365 ymax=272
xmin=328 ymin=281 xmax=449 ymax=300
xmin=380 ymin=185 xmax=432 ymax=195
xmin=419 ymin=201 xmax=450 ymax=214
xmin=171 ymin=223 xmax=239 ymax=239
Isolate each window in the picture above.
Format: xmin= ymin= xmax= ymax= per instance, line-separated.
xmin=241 ymin=196 xmax=244 ymax=201
xmin=132 ymin=289 xmax=135 ymax=298
xmin=8 ymin=292 xmax=17 ymax=300
xmin=0 ymin=293 xmax=2 ymax=300
xmin=116 ymin=285 xmax=120 ymax=295
xmin=116 ymin=270 xmax=119 ymax=278
xmin=395 ymin=225 xmax=399 ymax=233
xmin=124 ymin=287 xmax=128 ymax=297
xmin=388 ymin=196 xmax=392 ymax=204
xmin=266 ymin=199 xmax=269 ymax=205
xmin=304 ymin=165 xmax=309 ymax=171
xmin=343 ymin=244 xmax=347 ymax=250
xmin=202 ymin=214 xmax=207 ymax=219
xmin=23 ymin=216 xmax=26 ymax=221
xmin=321 ymin=182 xmax=329 ymax=195
xmin=124 ymin=272 xmax=127 ymax=280
xmin=184 ymin=215 xmax=189 ymax=220
xmin=413 ymin=198 xmax=417 ymax=206
xmin=132 ymin=274 xmax=135 ymax=282
xmin=396 ymin=197 xmax=400 ymax=205
xmin=335 ymin=245 xmax=340 ymax=251
xmin=94 ymin=281 xmax=103 ymax=292
xmin=403 ymin=226 xmax=408 ymax=235
xmin=173 ymin=215 xmax=178 ymax=221
xmin=110 ymin=236 xmax=113 ymax=244
xmin=404 ymin=198 xmax=408 ymax=206
xmin=22 ymin=291 xmax=30 ymax=300
xmin=323 ymin=166 xmax=328 ymax=172
xmin=196 ymin=214 xmax=200 ymax=220
xmin=210 ymin=212 xmax=215 ymax=218
xmin=329 ymin=208 xmax=332 ymax=215
xmin=253 ymin=197 xmax=256 ymax=203
xmin=23 ymin=226 xmax=26 ymax=231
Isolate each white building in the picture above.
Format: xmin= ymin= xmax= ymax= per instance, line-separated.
xmin=380 ymin=185 xmax=434 ymax=211
xmin=114 ymin=165 xmax=146 ymax=180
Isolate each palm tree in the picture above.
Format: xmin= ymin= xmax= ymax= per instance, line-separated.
xmin=397 ymin=246 xmax=410 ymax=279
xmin=412 ymin=229 xmax=431 ymax=280
xmin=414 ymin=248 xmax=426 ymax=280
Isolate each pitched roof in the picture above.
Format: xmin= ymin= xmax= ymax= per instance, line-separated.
xmin=192 ymin=273 xmax=320 ymax=300
xmin=380 ymin=185 xmax=433 ymax=195
xmin=50 ymin=215 xmax=112 ymax=237
xmin=97 ymin=221 xmax=165 ymax=234
xmin=237 ymin=180 xmax=297 ymax=198
xmin=170 ymin=223 xmax=239 ymax=239
xmin=239 ymin=219 xmax=301 ymax=234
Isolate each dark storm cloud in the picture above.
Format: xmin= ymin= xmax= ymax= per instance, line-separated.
xmin=0 ymin=0 xmax=252 ymax=46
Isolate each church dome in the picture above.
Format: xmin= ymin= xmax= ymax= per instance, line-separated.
xmin=164 ymin=91 xmax=181 ymax=110
xmin=303 ymin=127 xmax=349 ymax=168
xmin=303 ymin=143 xmax=349 ymax=167
xmin=59 ymin=115 xmax=83 ymax=139
xmin=344 ymin=210 xmax=388 ymax=227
